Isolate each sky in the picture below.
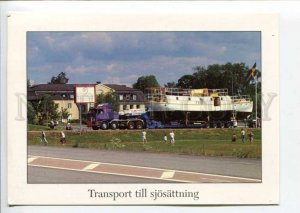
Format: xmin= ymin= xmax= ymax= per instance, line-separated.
xmin=27 ymin=32 xmax=261 ymax=86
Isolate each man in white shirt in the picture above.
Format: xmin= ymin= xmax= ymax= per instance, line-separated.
xmin=142 ymin=130 xmax=147 ymax=143
xmin=241 ymin=128 xmax=245 ymax=143
xmin=170 ymin=131 xmax=175 ymax=145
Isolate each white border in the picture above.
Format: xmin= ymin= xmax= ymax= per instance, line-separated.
xmin=7 ymin=12 xmax=279 ymax=205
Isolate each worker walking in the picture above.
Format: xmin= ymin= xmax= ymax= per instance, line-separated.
xmin=60 ymin=131 xmax=66 ymax=145
xmin=249 ymin=130 xmax=254 ymax=144
xmin=170 ymin=130 xmax=175 ymax=145
xmin=142 ymin=130 xmax=147 ymax=143
xmin=241 ymin=128 xmax=245 ymax=143
xmin=41 ymin=131 xmax=48 ymax=145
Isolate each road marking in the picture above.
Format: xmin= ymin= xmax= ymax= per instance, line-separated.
xmin=82 ymin=163 xmax=99 ymax=171
xmin=160 ymin=170 xmax=175 ymax=179
xmin=28 ymin=157 xmax=38 ymax=163
xmin=28 ymin=155 xmax=261 ymax=183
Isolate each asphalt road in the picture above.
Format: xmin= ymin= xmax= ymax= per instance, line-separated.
xmin=28 ymin=145 xmax=261 ymax=183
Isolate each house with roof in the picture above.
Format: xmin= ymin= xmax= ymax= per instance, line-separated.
xmin=28 ymin=84 xmax=79 ymax=120
xmin=28 ymin=82 xmax=146 ymax=122
xmin=96 ymin=84 xmax=146 ymax=115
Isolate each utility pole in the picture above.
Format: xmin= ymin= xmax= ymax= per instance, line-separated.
xmin=255 ymin=76 xmax=258 ymax=128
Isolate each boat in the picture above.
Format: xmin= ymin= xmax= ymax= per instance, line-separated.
xmin=144 ymin=87 xmax=253 ymax=124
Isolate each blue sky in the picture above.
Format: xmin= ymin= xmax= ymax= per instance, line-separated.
xmin=27 ymin=32 xmax=261 ymax=86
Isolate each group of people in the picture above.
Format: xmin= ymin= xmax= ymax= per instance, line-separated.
xmin=40 ymin=131 xmax=66 ymax=145
xmin=232 ymin=128 xmax=254 ymax=143
xmin=142 ymin=130 xmax=175 ymax=145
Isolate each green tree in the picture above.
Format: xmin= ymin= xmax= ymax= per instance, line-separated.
xmin=48 ymin=72 xmax=69 ymax=84
xmin=34 ymin=94 xmax=59 ymax=124
xmin=132 ymin=75 xmax=160 ymax=92
xmin=176 ymin=75 xmax=197 ymax=89
xmin=164 ymin=81 xmax=177 ymax=88
xmin=96 ymin=92 xmax=119 ymax=111
xmin=27 ymin=102 xmax=36 ymax=124
xmin=61 ymin=108 xmax=71 ymax=120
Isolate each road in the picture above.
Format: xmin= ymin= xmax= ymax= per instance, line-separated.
xmin=28 ymin=145 xmax=261 ymax=183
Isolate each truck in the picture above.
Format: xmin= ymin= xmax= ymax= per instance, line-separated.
xmin=86 ymin=103 xmax=162 ymax=130
xmin=86 ymin=103 xmax=238 ymax=130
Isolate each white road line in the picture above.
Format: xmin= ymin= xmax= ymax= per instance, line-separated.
xmin=28 ymin=155 xmax=261 ymax=182
xmin=28 ymin=164 xmax=188 ymax=183
xmin=160 ymin=170 xmax=175 ymax=179
xmin=28 ymin=157 xmax=38 ymax=163
xmin=82 ymin=163 xmax=100 ymax=171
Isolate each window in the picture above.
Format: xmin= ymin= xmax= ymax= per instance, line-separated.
xmin=126 ymin=94 xmax=130 ymax=100
xmin=137 ymin=105 xmax=140 ymax=109
xmin=123 ymin=105 xmax=126 ymax=110
xmin=130 ymin=105 xmax=134 ymax=109
xmin=176 ymin=97 xmax=179 ymax=100
xmin=188 ymin=98 xmax=191 ymax=101
xmin=70 ymin=94 xmax=74 ymax=99
xmin=67 ymin=103 xmax=72 ymax=109
xmin=119 ymin=94 xmax=123 ymax=101
xmin=133 ymin=94 xmax=137 ymax=101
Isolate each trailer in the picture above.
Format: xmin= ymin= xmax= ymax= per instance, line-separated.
xmin=86 ymin=103 xmax=162 ymax=130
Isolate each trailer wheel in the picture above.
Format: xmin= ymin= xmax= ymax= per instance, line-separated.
xmin=92 ymin=126 xmax=99 ymax=130
xmin=127 ymin=121 xmax=135 ymax=130
xmin=101 ymin=122 xmax=109 ymax=130
xmin=135 ymin=121 xmax=143 ymax=129
xmin=110 ymin=122 xmax=118 ymax=130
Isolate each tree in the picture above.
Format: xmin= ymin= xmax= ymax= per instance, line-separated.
xmin=27 ymin=102 xmax=36 ymax=124
xmin=49 ymin=72 xmax=69 ymax=84
xmin=164 ymin=81 xmax=177 ymax=88
xmin=96 ymin=92 xmax=119 ymax=111
xmin=176 ymin=75 xmax=197 ymax=89
xmin=60 ymin=108 xmax=71 ymax=120
xmin=34 ymin=94 xmax=60 ymax=124
xmin=132 ymin=75 xmax=160 ymax=92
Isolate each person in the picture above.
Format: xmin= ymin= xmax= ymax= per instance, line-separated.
xmin=41 ymin=131 xmax=48 ymax=145
xmin=60 ymin=131 xmax=66 ymax=144
xmin=249 ymin=130 xmax=254 ymax=144
xmin=142 ymin=130 xmax=147 ymax=143
xmin=49 ymin=120 xmax=55 ymax=129
xmin=241 ymin=128 xmax=245 ymax=143
xmin=231 ymin=133 xmax=237 ymax=142
xmin=163 ymin=134 xmax=168 ymax=143
xmin=170 ymin=130 xmax=175 ymax=145
xmin=66 ymin=122 xmax=72 ymax=130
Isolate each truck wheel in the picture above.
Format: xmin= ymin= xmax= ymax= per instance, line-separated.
xmin=127 ymin=121 xmax=135 ymax=130
xmin=220 ymin=122 xmax=225 ymax=128
xmin=110 ymin=122 xmax=118 ymax=130
xmin=101 ymin=122 xmax=108 ymax=130
xmin=213 ymin=123 xmax=217 ymax=128
xmin=92 ymin=126 xmax=99 ymax=130
xmin=135 ymin=121 xmax=143 ymax=129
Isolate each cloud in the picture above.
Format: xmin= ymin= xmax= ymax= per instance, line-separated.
xmin=28 ymin=31 xmax=261 ymax=85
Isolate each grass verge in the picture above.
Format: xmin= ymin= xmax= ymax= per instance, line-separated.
xmin=28 ymin=128 xmax=261 ymax=158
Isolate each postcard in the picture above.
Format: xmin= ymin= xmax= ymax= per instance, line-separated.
xmin=7 ymin=12 xmax=279 ymax=205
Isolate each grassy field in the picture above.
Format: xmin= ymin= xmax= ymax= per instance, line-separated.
xmin=28 ymin=128 xmax=261 ymax=158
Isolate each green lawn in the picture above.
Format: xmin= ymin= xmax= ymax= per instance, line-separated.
xmin=28 ymin=128 xmax=261 ymax=158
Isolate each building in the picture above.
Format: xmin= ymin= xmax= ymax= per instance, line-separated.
xmin=28 ymin=82 xmax=146 ymax=122
xmin=28 ymin=84 xmax=79 ymax=120
xmin=97 ymin=84 xmax=146 ymax=115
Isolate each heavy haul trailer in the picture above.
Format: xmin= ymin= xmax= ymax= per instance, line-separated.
xmin=150 ymin=111 xmax=238 ymax=129
xmin=87 ymin=104 xmax=236 ymax=130
xmin=86 ymin=103 xmax=162 ymax=130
